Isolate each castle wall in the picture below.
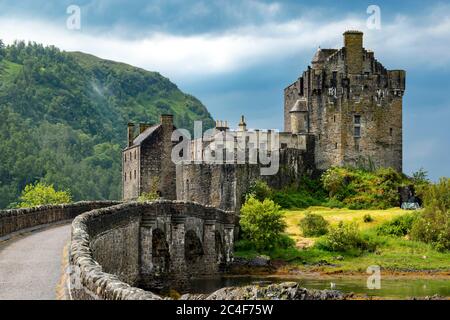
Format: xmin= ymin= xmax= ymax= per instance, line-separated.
xmin=138 ymin=125 xmax=177 ymax=200
xmin=176 ymin=141 xmax=315 ymax=212
xmin=123 ymin=146 xmax=140 ymax=200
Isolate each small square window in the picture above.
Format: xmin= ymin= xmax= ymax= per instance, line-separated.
xmin=354 ymin=115 xmax=361 ymax=124
xmin=354 ymin=126 xmax=361 ymax=137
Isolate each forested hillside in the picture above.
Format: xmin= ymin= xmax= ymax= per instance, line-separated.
xmin=0 ymin=40 xmax=214 ymax=208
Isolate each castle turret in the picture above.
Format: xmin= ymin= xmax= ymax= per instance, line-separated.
xmin=343 ymin=30 xmax=363 ymax=74
xmin=289 ymin=98 xmax=308 ymax=134
xmin=238 ymin=115 xmax=247 ymax=131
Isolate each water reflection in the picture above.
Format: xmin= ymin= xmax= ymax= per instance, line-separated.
xmin=188 ymin=276 xmax=450 ymax=299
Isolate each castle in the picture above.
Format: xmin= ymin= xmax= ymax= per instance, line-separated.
xmin=123 ymin=31 xmax=405 ymax=212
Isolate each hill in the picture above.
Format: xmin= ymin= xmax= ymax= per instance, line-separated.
xmin=0 ymin=40 xmax=214 ymax=208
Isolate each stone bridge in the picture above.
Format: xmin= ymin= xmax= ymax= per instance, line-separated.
xmin=0 ymin=200 xmax=236 ymax=300
xmin=70 ymin=201 xmax=236 ymax=299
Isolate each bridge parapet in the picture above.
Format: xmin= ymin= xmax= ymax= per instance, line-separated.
xmin=0 ymin=201 xmax=121 ymax=241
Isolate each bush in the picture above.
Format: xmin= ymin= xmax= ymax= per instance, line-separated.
xmin=363 ymin=214 xmax=373 ymax=223
xmin=316 ymin=221 xmax=375 ymax=253
xmin=15 ymin=182 xmax=72 ymax=208
xmin=239 ymin=196 xmax=287 ymax=251
xmin=377 ymin=213 xmax=417 ymax=236
xmin=244 ymin=180 xmax=272 ymax=202
xmin=410 ymin=178 xmax=450 ymax=251
xmin=321 ymin=166 xmax=408 ymax=210
xmin=299 ymin=212 xmax=329 ymax=237
xmin=137 ymin=191 xmax=159 ymax=202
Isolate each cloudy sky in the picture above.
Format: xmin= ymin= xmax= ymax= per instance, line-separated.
xmin=0 ymin=0 xmax=449 ymax=180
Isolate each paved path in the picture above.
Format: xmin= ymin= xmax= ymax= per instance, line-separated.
xmin=0 ymin=224 xmax=70 ymax=300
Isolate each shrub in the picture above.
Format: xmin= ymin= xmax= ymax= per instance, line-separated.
xmin=137 ymin=191 xmax=159 ymax=202
xmin=321 ymin=166 xmax=408 ymax=210
xmin=410 ymin=178 xmax=450 ymax=251
xmin=299 ymin=212 xmax=329 ymax=237
xmin=16 ymin=182 xmax=72 ymax=208
xmin=316 ymin=221 xmax=375 ymax=253
xmin=244 ymin=180 xmax=272 ymax=202
xmin=239 ymin=196 xmax=287 ymax=251
xmin=363 ymin=214 xmax=373 ymax=223
xmin=377 ymin=213 xmax=417 ymax=236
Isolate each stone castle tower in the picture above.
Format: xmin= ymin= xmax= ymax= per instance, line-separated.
xmin=284 ymin=31 xmax=405 ymax=171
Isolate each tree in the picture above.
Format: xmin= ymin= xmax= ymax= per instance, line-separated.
xmin=0 ymin=39 xmax=5 ymax=60
xmin=15 ymin=182 xmax=72 ymax=208
xmin=239 ymin=196 xmax=286 ymax=251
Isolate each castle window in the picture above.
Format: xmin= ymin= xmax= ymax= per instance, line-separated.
xmin=335 ymin=143 xmax=338 ymax=149
xmin=333 ymin=115 xmax=336 ymax=123
xmin=390 ymin=128 xmax=393 ymax=136
xmin=129 ymin=172 xmax=132 ymax=180
xmin=134 ymin=150 xmax=136 ymax=159
xmin=134 ymin=170 xmax=136 ymax=179
xmin=354 ymin=115 xmax=361 ymax=138
xmin=130 ymin=152 xmax=132 ymax=161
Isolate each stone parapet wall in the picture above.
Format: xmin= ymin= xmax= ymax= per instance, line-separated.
xmin=0 ymin=201 xmax=121 ymax=239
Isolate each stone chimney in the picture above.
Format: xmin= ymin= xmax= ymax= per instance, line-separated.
xmin=160 ymin=114 xmax=174 ymax=129
xmin=215 ymin=120 xmax=229 ymax=132
xmin=343 ymin=30 xmax=363 ymax=74
xmin=139 ymin=123 xmax=151 ymax=134
xmin=127 ymin=123 xmax=135 ymax=147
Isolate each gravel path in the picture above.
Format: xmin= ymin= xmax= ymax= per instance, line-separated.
xmin=0 ymin=224 xmax=70 ymax=300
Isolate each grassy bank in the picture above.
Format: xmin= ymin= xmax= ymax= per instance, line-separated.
xmin=235 ymin=207 xmax=450 ymax=274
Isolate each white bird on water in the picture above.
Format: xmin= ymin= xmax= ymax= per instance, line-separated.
xmin=330 ymin=282 xmax=336 ymax=289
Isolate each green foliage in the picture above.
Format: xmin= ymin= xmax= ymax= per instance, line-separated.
xmin=270 ymin=176 xmax=327 ymax=209
xmin=0 ymin=41 xmax=214 ymax=208
xmin=299 ymin=212 xmax=329 ymax=237
xmin=322 ymin=198 xmax=345 ymax=208
xmin=15 ymin=182 xmax=72 ymax=208
xmin=316 ymin=222 xmax=376 ymax=254
xmin=239 ymin=196 xmax=287 ymax=251
xmin=410 ymin=178 xmax=450 ymax=251
xmin=321 ymin=166 xmax=408 ymax=209
xmin=244 ymin=180 xmax=272 ymax=202
xmin=137 ymin=192 xmax=159 ymax=202
xmin=363 ymin=214 xmax=373 ymax=223
xmin=376 ymin=213 xmax=417 ymax=236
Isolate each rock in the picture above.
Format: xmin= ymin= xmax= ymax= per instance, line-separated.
xmin=181 ymin=282 xmax=348 ymax=300
xmin=248 ymin=255 xmax=271 ymax=267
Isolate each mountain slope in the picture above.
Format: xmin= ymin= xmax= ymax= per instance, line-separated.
xmin=0 ymin=41 xmax=214 ymax=208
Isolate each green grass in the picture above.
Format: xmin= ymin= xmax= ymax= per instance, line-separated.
xmin=235 ymin=207 xmax=450 ymax=273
